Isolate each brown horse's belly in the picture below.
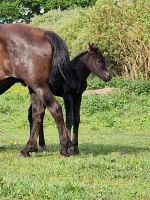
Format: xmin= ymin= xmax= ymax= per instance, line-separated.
xmin=0 ymin=42 xmax=13 ymax=79
xmin=0 ymin=24 xmax=52 ymax=85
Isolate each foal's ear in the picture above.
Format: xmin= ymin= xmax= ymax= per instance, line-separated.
xmin=87 ymin=43 xmax=98 ymax=52
xmin=87 ymin=43 xmax=93 ymax=51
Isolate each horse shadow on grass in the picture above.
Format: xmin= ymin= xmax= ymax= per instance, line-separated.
xmin=0 ymin=143 xmax=149 ymax=157
xmin=80 ymin=143 xmax=150 ymax=156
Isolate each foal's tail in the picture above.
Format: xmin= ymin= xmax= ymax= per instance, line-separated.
xmin=44 ymin=31 xmax=73 ymax=88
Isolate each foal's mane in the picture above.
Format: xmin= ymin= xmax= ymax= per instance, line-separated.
xmin=71 ymin=51 xmax=88 ymax=63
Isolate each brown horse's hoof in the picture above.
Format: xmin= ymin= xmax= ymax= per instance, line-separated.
xmin=60 ymin=147 xmax=70 ymax=157
xmin=29 ymin=146 xmax=38 ymax=153
xmin=19 ymin=151 xmax=30 ymax=158
xmin=60 ymin=146 xmax=76 ymax=157
xmin=60 ymin=151 xmax=70 ymax=157
xmin=67 ymin=146 xmax=76 ymax=156
xmin=19 ymin=145 xmax=38 ymax=158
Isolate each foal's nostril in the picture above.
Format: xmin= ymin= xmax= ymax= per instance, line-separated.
xmin=108 ymin=74 xmax=112 ymax=80
xmin=102 ymin=72 xmax=112 ymax=81
xmin=105 ymin=73 xmax=112 ymax=81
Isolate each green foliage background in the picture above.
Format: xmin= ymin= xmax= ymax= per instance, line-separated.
xmin=0 ymin=0 xmax=96 ymax=23
xmin=32 ymin=0 xmax=150 ymax=80
xmin=0 ymin=1 xmax=150 ymax=199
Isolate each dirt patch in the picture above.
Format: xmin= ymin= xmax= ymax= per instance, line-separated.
xmin=84 ymin=87 xmax=117 ymax=96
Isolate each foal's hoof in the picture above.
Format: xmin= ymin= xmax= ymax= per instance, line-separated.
xmin=73 ymin=146 xmax=80 ymax=155
xmin=39 ymin=146 xmax=47 ymax=153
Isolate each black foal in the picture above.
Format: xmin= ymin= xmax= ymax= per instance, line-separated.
xmin=28 ymin=43 xmax=112 ymax=154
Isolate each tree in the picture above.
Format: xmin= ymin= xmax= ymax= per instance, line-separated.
xmin=0 ymin=0 xmax=21 ymax=23
xmin=0 ymin=0 xmax=96 ymax=23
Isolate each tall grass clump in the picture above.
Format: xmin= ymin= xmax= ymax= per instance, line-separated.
xmin=33 ymin=0 xmax=150 ymax=80
xmin=88 ymin=76 xmax=150 ymax=95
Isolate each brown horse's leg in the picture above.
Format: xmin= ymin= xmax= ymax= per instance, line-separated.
xmin=39 ymin=86 xmax=74 ymax=156
xmin=21 ymin=89 xmax=45 ymax=157
xmin=28 ymin=104 xmax=46 ymax=151
xmin=22 ymin=85 xmax=74 ymax=156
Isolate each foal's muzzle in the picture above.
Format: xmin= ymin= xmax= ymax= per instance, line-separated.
xmin=103 ymin=72 xmax=112 ymax=82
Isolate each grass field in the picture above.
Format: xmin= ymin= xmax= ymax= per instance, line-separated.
xmin=0 ymin=82 xmax=150 ymax=200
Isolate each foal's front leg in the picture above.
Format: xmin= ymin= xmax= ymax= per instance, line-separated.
xmin=63 ymin=94 xmax=73 ymax=139
xmin=72 ymin=95 xmax=82 ymax=155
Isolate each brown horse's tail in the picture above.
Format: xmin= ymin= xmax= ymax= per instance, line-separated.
xmin=44 ymin=31 xmax=74 ymax=88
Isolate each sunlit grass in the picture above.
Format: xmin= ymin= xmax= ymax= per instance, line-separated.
xmin=0 ymin=83 xmax=150 ymax=199
xmin=0 ymin=128 xmax=150 ymax=200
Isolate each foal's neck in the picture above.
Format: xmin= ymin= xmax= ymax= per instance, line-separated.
xmin=71 ymin=53 xmax=91 ymax=82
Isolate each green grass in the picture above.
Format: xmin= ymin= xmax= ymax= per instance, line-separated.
xmin=0 ymin=82 xmax=150 ymax=199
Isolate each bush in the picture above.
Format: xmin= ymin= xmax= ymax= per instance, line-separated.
xmin=32 ymin=8 xmax=83 ymax=32
xmin=61 ymin=0 xmax=150 ymax=79
xmin=33 ymin=0 xmax=150 ymax=80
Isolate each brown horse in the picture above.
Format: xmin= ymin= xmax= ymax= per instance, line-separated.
xmin=0 ymin=23 xmax=74 ymax=157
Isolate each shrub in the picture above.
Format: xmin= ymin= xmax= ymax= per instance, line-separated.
xmin=33 ymin=0 xmax=150 ymax=80
xmin=61 ymin=0 xmax=150 ymax=79
xmin=32 ymin=8 xmax=83 ymax=32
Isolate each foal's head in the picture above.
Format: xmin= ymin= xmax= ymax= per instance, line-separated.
xmin=84 ymin=43 xmax=112 ymax=81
